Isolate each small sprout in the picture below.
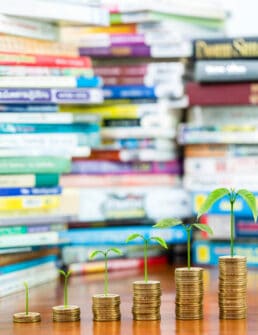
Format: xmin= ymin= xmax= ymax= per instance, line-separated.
xmin=154 ymin=219 xmax=213 ymax=270
xmin=125 ymin=233 xmax=167 ymax=283
xmin=89 ymin=248 xmax=122 ymax=296
xmin=24 ymin=282 xmax=29 ymax=316
xmin=59 ymin=270 xmax=72 ymax=308
xmin=197 ymin=188 xmax=257 ymax=257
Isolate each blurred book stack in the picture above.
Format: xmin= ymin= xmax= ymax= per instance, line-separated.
xmin=0 ymin=0 xmax=107 ymax=295
xmin=56 ymin=0 xmax=227 ymax=272
xmin=179 ymin=35 xmax=258 ymax=265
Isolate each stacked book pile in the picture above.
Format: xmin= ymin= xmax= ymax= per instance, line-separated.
xmin=179 ymin=36 xmax=258 ymax=265
xmin=0 ymin=0 xmax=107 ymax=296
xmin=57 ymin=0 xmax=227 ymax=273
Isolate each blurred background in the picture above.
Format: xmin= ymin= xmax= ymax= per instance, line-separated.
xmin=0 ymin=0 xmax=257 ymax=297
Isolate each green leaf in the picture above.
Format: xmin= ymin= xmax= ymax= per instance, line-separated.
xmin=237 ymin=189 xmax=257 ymax=222
xmin=66 ymin=270 xmax=72 ymax=278
xmin=59 ymin=270 xmax=66 ymax=277
xmin=197 ymin=188 xmax=229 ymax=218
xmin=89 ymin=250 xmax=103 ymax=260
xmin=192 ymin=223 xmax=213 ymax=236
xmin=153 ymin=218 xmax=183 ymax=228
xmin=125 ymin=233 xmax=143 ymax=243
xmin=107 ymin=248 xmax=123 ymax=256
xmin=150 ymin=236 xmax=168 ymax=249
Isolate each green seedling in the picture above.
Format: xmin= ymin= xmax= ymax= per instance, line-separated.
xmin=125 ymin=233 xmax=167 ymax=283
xmin=89 ymin=248 xmax=122 ymax=296
xmin=197 ymin=188 xmax=257 ymax=258
xmin=24 ymin=282 xmax=29 ymax=316
xmin=154 ymin=219 xmax=213 ymax=270
xmin=59 ymin=270 xmax=72 ymax=308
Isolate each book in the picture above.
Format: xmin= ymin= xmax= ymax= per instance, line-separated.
xmin=193 ymin=240 xmax=258 ymax=267
xmin=0 ymin=194 xmax=60 ymax=212
xmin=0 ymin=232 xmax=60 ymax=248
xmin=178 ymin=124 xmax=258 ymax=144
xmin=193 ymin=191 xmax=258 ymax=217
xmin=64 ymin=187 xmax=191 ymax=221
xmin=0 ymin=223 xmax=66 ymax=236
xmin=68 ymin=255 xmax=167 ymax=275
xmin=0 ymin=14 xmax=58 ymax=41
xmin=0 ymin=186 xmax=61 ymax=197
xmin=194 ymin=37 xmax=258 ymax=60
xmin=0 ymin=52 xmax=92 ymax=67
xmin=0 ymin=76 xmax=102 ymax=88
xmin=101 ymin=127 xmax=176 ymax=139
xmin=71 ymin=160 xmax=180 ymax=174
xmin=0 ymin=156 xmax=70 ymax=174
xmin=0 ymin=173 xmax=59 ymax=187
xmin=0 ymin=88 xmax=103 ymax=104
xmin=0 ymin=104 xmax=58 ymax=113
xmin=187 ymin=82 xmax=258 ymax=106
xmin=195 ymin=60 xmax=258 ymax=82
xmin=59 ymin=225 xmax=187 ymax=245
xmin=0 ymin=0 xmax=109 ymax=25
xmin=61 ymin=174 xmax=180 ymax=187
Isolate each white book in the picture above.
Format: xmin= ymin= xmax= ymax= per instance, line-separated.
xmin=0 ymin=232 xmax=59 ymax=248
xmin=0 ymin=76 xmax=80 ymax=88
xmin=101 ymin=127 xmax=176 ymax=139
xmin=0 ymin=14 xmax=58 ymax=41
xmin=0 ymin=0 xmax=109 ymax=25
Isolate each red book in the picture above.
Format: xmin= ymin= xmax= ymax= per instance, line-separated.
xmin=187 ymin=82 xmax=258 ymax=106
xmin=0 ymin=51 xmax=92 ymax=68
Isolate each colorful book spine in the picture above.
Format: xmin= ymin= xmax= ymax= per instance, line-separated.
xmin=0 ymin=224 xmax=66 ymax=236
xmin=71 ymin=160 xmax=180 ymax=174
xmin=0 ymin=186 xmax=61 ymax=197
xmin=59 ymin=225 xmax=187 ymax=245
xmin=103 ymin=85 xmax=156 ymax=99
xmin=101 ymin=127 xmax=176 ymax=139
xmin=94 ymin=65 xmax=147 ymax=76
xmin=0 ymin=76 xmax=102 ymax=88
xmin=193 ymin=240 xmax=258 ymax=267
xmin=0 ymin=157 xmax=70 ymax=174
xmin=60 ymin=174 xmax=180 ymax=187
xmin=194 ymin=37 xmax=258 ymax=60
xmin=79 ymin=45 xmax=151 ymax=57
xmin=0 ymin=52 xmax=92 ymax=67
xmin=0 ymin=195 xmax=60 ymax=212
xmin=194 ymin=60 xmax=258 ymax=82
xmin=187 ymin=82 xmax=258 ymax=106
xmin=0 ymin=66 xmax=94 ymax=77
xmin=69 ymin=255 xmax=167 ymax=275
xmin=235 ymin=217 xmax=258 ymax=237
xmin=0 ymin=88 xmax=103 ymax=104
xmin=0 ymin=104 xmax=58 ymax=113
xmin=0 ymin=174 xmax=59 ymax=187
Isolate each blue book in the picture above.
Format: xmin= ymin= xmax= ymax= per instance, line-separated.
xmin=0 ymin=123 xmax=100 ymax=134
xmin=0 ymin=186 xmax=62 ymax=197
xmin=103 ymin=86 xmax=156 ymax=99
xmin=0 ymin=104 xmax=58 ymax=112
xmin=0 ymin=255 xmax=57 ymax=274
xmin=77 ymin=76 xmax=103 ymax=88
xmin=59 ymin=225 xmax=187 ymax=245
xmin=193 ymin=240 xmax=258 ymax=267
xmin=192 ymin=191 xmax=258 ymax=217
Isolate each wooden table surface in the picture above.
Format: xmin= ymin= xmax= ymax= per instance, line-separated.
xmin=1 ymin=263 xmax=258 ymax=335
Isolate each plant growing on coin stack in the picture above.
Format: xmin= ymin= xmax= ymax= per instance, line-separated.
xmin=154 ymin=218 xmax=213 ymax=320
xmin=126 ymin=233 xmax=168 ymax=321
xmin=89 ymin=248 xmax=122 ymax=322
xmin=52 ymin=270 xmax=80 ymax=322
xmin=197 ymin=188 xmax=257 ymax=320
xmin=13 ymin=282 xmax=41 ymax=323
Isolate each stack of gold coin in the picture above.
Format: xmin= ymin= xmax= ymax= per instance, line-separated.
xmin=175 ymin=267 xmax=203 ymax=320
xmin=52 ymin=305 xmax=80 ymax=322
xmin=219 ymin=256 xmax=247 ymax=320
xmin=13 ymin=312 xmax=41 ymax=323
xmin=92 ymin=294 xmax=120 ymax=322
xmin=132 ymin=280 xmax=161 ymax=321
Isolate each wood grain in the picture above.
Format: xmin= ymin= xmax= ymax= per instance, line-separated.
xmin=1 ymin=263 xmax=258 ymax=335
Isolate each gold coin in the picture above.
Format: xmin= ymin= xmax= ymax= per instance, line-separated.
xmin=13 ymin=312 xmax=41 ymax=323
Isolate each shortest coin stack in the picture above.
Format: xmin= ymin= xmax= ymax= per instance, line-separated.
xmin=175 ymin=267 xmax=203 ymax=320
xmin=53 ymin=305 xmax=80 ymax=322
xmin=219 ymin=256 xmax=247 ymax=320
xmin=13 ymin=312 xmax=41 ymax=323
xmin=92 ymin=294 xmax=121 ymax=322
xmin=132 ymin=280 xmax=161 ymax=321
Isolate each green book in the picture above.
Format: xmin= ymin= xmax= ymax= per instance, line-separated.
xmin=0 ymin=157 xmax=71 ymax=174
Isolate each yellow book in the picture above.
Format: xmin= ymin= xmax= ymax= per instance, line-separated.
xmin=0 ymin=195 xmax=60 ymax=211
xmin=60 ymin=24 xmax=136 ymax=36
